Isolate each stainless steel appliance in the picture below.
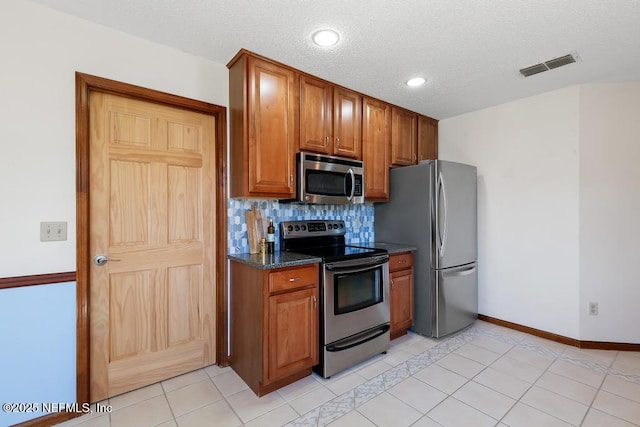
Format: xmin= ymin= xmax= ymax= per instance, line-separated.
xmin=375 ymin=160 xmax=478 ymax=337
xmin=294 ymin=152 xmax=364 ymax=205
xmin=281 ymin=220 xmax=390 ymax=378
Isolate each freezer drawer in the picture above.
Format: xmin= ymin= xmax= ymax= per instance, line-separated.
xmin=433 ymin=262 xmax=478 ymax=337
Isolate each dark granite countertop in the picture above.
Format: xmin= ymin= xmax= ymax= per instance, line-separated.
xmin=356 ymin=242 xmax=417 ymax=254
xmin=228 ymin=251 xmax=321 ymax=270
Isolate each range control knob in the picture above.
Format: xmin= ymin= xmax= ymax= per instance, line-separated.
xmin=333 ymin=223 xmax=339 ymax=229
xmin=327 ymin=224 xmax=333 ymax=230
xmin=339 ymin=223 xmax=344 ymax=229
xmin=301 ymin=225 xmax=306 ymax=231
xmin=287 ymin=225 xmax=293 ymax=232
xmin=294 ymin=225 xmax=300 ymax=231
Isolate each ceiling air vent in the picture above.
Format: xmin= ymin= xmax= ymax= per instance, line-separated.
xmin=520 ymin=63 xmax=548 ymax=77
xmin=519 ymin=52 xmax=578 ymax=77
xmin=545 ymin=54 xmax=576 ymax=70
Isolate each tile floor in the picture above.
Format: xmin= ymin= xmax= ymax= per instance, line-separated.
xmin=57 ymin=320 xmax=640 ymax=427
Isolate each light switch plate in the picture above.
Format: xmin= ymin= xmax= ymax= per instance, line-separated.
xmin=40 ymin=221 xmax=67 ymax=242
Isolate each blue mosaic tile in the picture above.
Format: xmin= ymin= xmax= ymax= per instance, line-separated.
xmin=227 ymin=198 xmax=375 ymax=254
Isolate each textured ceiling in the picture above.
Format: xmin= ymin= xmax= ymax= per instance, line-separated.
xmin=32 ymin=0 xmax=640 ymax=119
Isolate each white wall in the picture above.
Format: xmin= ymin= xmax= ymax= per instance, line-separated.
xmin=579 ymin=82 xmax=640 ymax=343
xmin=0 ymin=2 xmax=229 ymax=423
xmin=0 ymin=0 xmax=228 ymax=278
xmin=440 ymin=83 xmax=640 ymax=343
xmin=438 ymin=87 xmax=581 ymax=339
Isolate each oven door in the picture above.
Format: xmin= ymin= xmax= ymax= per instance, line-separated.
xmin=322 ymin=255 xmax=390 ymax=344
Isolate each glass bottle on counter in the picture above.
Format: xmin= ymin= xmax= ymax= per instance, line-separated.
xmin=266 ymin=218 xmax=276 ymax=254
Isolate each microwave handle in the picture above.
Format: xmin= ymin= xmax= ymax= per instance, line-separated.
xmin=346 ymin=168 xmax=355 ymax=201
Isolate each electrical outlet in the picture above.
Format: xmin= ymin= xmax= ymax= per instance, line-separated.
xmin=588 ymin=302 xmax=598 ymax=316
xmin=40 ymin=221 xmax=67 ymax=242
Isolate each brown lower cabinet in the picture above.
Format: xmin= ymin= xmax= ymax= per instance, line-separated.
xmin=230 ymin=261 xmax=319 ymax=396
xmin=389 ymin=252 xmax=414 ymax=340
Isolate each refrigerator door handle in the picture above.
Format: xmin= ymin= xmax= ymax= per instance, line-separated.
xmin=437 ymin=172 xmax=448 ymax=257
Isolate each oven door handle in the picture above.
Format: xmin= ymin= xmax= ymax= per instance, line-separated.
xmin=324 ymin=255 xmax=389 ymax=271
xmin=326 ymin=324 xmax=390 ymax=352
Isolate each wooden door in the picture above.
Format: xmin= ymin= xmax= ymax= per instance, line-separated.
xmin=89 ymin=92 xmax=216 ymax=401
xmin=391 ymin=107 xmax=418 ymax=166
xmin=268 ymin=287 xmax=318 ymax=383
xmin=418 ymin=115 xmax=438 ymax=161
xmin=390 ymin=268 xmax=414 ymax=338
xmin=333 ymin=87 xmax=362 ymax=159
xmin=247 ymin=56 xmax=297 ymax=197
xmin=299 ymin=75 xmax=332 ymax=154
xmin=362 ymin=97 xmax=391 ymax=201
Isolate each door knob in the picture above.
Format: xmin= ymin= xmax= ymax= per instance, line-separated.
xmin=94 ymin=255 xmax=120 ymax=266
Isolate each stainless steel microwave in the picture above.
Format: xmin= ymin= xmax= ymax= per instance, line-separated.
xmin=296 ymin=152 xmax=365 ymax=204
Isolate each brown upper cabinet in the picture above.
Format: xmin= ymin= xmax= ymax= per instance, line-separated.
xmin=299 ymin=75 xmax=362 ymax=159
xmin=362 ymin=97 xmax=391 ymax=201
xmin=228 ymin=49 xmax=438 ymax=201
xmin=391 ymin=107 xmax=418 ymax=166
xmin=228 ymin=51 xmax=298 ymax=198
xmin=418 ymin=115 xmax=438 ymax=161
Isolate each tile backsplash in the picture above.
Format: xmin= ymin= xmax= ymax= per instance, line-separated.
xmin=228 ymin=199 xmax=375 ymax=254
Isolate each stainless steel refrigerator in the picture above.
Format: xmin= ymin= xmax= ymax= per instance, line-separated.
xmin=375 ymin=160 xmax=478 ymax=337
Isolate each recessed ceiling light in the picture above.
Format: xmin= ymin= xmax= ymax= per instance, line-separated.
xmin=406 ymin=77 xmax=426 ymax=87
xmin=312 ymin=29 xmax=340 ymax=47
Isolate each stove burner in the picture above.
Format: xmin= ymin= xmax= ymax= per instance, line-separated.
xmin=280 ymin=219 xmax=386 ymax=262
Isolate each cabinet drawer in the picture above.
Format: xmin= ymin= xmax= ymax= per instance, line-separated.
xmin=269 ymin=264 xmax=318 ymax=293
xmin=389 ymin=253 xmax=413 ymax=272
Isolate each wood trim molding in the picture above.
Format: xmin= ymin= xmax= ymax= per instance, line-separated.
xmin=478 ymin=314 xmax=640 ymax=351
xmin=68 ymin=72 xmax=228 ymax=427
xmin=15 ymin=412 xmax=75 ymax=427
xmin=0 ymin=272 xmax=76 ymax=290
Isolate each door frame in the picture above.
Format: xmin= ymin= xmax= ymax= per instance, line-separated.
xmin=75 ymin=72 xmax=228 ymax=405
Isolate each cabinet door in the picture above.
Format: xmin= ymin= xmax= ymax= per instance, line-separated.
xmin=333 ymin=87 xmax=362 ymax=159
xmin=268 ymin=287 xmax=318 ymax=383
xmin=362 ymin=97 xmax=391 ymax=201
xmin=390 ymin=268 xmax=414 ymax=337
xmin=418 ymin=115 xmax=438 ymax=161
xmin=300 ymin=75 xmax=332 ymax=154
xmin=391 ymin=107 xmax=418 ymax=166
xmin=247 ymin=56 xmax=297 ymax=197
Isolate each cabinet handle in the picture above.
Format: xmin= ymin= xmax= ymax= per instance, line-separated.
xmin=289 ymin=174 xmax=293 ymax=184
xmin=335 ymin=137 xmax=340 ymax=147
xmin=413 ymin=153 xmax=417 ymax=162
xmin=325 ymin=136 xmax=330 ymax=146
xmin=390 ymin=279 xmax=394 ymax=286
xmin=312 ymin=295 xmax=317 ymax=309
xmin=288 ymin=277 xmax=302 ymax=282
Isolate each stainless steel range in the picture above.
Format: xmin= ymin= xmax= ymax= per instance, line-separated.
xmin=280 ymin=219 xmax=390 ymax=378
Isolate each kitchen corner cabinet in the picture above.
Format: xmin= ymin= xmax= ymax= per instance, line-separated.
xmin=228 ymin=51 xmax=298 ymax=198
xmin=418 ymin=115 xmax=438 ymax=161
xmin=389 ymin=252 xmax=414 ymax=340
xmin=230 ymin=261 xmax=319 ymax=396
xmin=391 ymin=107 xmax=418 ymax=166
xmin=299 ymin=75 xmax=362 ymax=159
xmin=363 ymin=97 xmax=391 ymax=201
